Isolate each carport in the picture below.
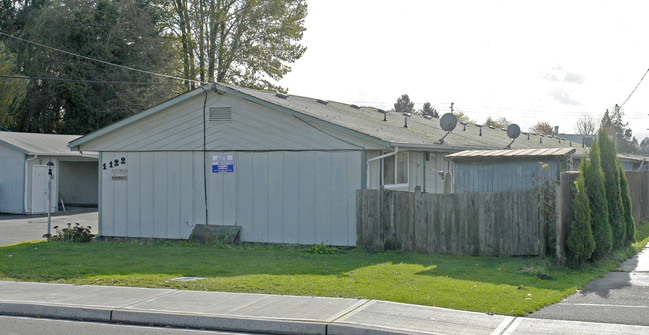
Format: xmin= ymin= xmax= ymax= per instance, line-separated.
xmin=0 ymin=132 xmax=98 ymax=214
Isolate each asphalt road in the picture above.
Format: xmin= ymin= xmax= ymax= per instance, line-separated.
xmin=529 ymin=246 xmax=649 ymax=326
xmin=0 ymin=209 xmax=97 ymax=246
xmin=0 ymin=315 xmax=259 ymax=335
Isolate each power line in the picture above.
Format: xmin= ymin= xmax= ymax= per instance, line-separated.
xmin=0 ymin=30 xmax=205 ymax=86
xmin=620 ymin=67 xmax=649 ymax=109
xmin=0 ymin=74 xmax=185 ymax=86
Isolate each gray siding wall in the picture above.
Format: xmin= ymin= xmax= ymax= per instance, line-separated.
xmin=79 ymin=93 xmax=381 ymax=152
xmin=366 ymin=150 xmax=449 ymax=194
xmin=59 ymin=161 xmax=99 ymax=206
xmin=423 ymin=152 xmax=449 ymax=194
xmin=100 ymin=150 xmax=361 ymax=246
xmin=0 ymin=146 xmax=25 ymax=213
xmin=452 ymin=159 xmax=560 ymax=193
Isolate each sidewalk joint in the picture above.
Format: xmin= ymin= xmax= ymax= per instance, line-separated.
xmin=328 ymin=299 xmax=375 ymax=323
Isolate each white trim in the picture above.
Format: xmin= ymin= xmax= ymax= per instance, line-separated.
xmin=382 ymin=151 xmax=409 ymax=187
xmin=366 ymin=146 xmax=399 ymax=188
xmin=24 ymin=154 xmax=38 ymax=214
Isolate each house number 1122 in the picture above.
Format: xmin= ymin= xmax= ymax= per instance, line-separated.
xmin=103 ymin=157 xmax=126 ymax=170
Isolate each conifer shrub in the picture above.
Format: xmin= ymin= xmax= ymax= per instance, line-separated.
xmin=618 ymin=162 xmax=635 ymax=245
xmin=566 ymin=173 xmax=595 ymax=264
xmin=584 ymin=139 xmax=612 ymax=259
xmin=598 ymin=129 xmax=625 ymax=249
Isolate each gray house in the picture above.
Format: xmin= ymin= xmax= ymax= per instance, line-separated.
xmin=68 ymin=83 xmax=583 ymax=245
xmin=0 ymin=132 xmax=98 ymax=214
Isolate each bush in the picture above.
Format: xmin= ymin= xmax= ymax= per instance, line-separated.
xmin=566 ymin=173 xmax=595 ymax=264
xmin=305 ymin=242 xmax=338 ymax=255
xmin=584 ymin=139 xmax=612 ymax=259
xmin=618 ymin=162 xmax=635 ymax=245
xmin=44 ymin=223 xmax=94 ymax=242
xmin=599 ymin=129 xmax=625 ymax=249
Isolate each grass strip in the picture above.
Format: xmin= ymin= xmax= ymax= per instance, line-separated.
xmin=1 ymin=221 xmax=648 ymax=316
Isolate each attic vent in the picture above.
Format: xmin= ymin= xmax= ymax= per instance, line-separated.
xmin=275 ymin=93 xmax=288 ymax=99
xmin=209 ymin=107 xmax=232 ymax=124
xmin=350 ymin=104 xmax=360 ymax=109
xmin=316 ymin=99 xmax=328 ymax=105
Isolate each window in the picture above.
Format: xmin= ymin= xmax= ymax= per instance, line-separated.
xmin=383 ymin=152 xmax=408 ymax=187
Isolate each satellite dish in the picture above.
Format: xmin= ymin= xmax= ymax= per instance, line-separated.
xmin=505 ymin=123 xmax=521 ymax=149
xmin=437 ymin=113 xmax=457 ymax=144
xmin=506 ymin=124 xmax=521 ymax=139
xmin=440 ymin=113 xmax=457 ymax=132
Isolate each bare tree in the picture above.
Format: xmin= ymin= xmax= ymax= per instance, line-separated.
xmin=575 ymin=114 xmax=597 ymax=135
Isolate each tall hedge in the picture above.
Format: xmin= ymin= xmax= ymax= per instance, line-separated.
xmin=618 ymin=162 xmax=635 ymax=245
xmin=599 ymin=129 xmax=625 ymax=249
xmin=584 ymin=139 xmax=612 ymax=258
xmin=566 ymin=172 xmax=596 ymax=264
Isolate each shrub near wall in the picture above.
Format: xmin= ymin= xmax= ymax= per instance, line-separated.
xmin=619 ymin=162 xmax=636 ymax=245
xmin=566 ymin=173 xmax=595 ymax=264
xmin=584 ymin=139 xmax=612 ymax=259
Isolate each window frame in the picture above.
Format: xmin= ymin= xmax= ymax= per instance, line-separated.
xmin=382 ymin=151 xmax=409 ymax=189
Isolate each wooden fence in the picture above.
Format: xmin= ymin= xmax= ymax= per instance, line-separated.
xmin=356 ymin=189 xmax=547 ymax=256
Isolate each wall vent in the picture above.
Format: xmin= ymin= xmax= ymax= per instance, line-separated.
xmin=209 ymin=106 xmax=232 ymax=124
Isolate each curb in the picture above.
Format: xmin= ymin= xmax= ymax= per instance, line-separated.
xmin=112 ymin=309 xmax=327 ymax=335
xmin=0 ymin=301 xmax=410 ymax=335
xmin=0 ymin=302 xmax=111 ymax=322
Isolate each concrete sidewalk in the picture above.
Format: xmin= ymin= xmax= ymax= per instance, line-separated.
xmin=1 ymin=281 xmax=648 ymax=334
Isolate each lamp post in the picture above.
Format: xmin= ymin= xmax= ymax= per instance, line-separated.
xmin=46 ymin=161 xmax=54 ymax=237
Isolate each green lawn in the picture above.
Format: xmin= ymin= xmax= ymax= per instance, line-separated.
xmin=1 ymin=222 xmax=648 ymax=317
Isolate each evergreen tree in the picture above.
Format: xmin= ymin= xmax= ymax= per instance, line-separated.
xmin=393 ymin=94 xmax=415 ymax=114
xmin=420 ymin=102 xmax=438 ymax=118
xmin=566 ymin=172 xmax=596 ymax=264
xmin=584 ymin=139 xmax=612 ymax=258
xmin=600 ymin=105 xmax=638 ymax=154
xmin=618 ymin=162 xmax=635 ymax=245
xmin=599 ymin=129 xmax=626 ymax=249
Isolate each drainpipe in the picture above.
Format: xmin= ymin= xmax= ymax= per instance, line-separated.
xmin=24 ymin=154 xmax=38 ymax=214
xmin=366 ymin=146 xmax=399 ymax=189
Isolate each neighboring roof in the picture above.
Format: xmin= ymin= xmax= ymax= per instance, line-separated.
xmin=70 ymin=83 xmax=587 ymax=154
xmin=0 ymin=132 xmax=97 ymax=158
xmin=618 ymin=154 xmax=649 ymax=163
xmin=445 ymin=148 xmax=576 ymax=160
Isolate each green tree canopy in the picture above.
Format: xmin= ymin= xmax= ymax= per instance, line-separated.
xmin=600 ymin=105 xmax=638 ymax=154
xmin=0 ymin=41 xmax=27 ymax=128
xmin=4 ymin=0 xmax=178 ymax=134
xmin=484 ymin=116 xmax=511 ymax=128
xmin=566 ymin=172 xmax=595 ymax=264
xmin=393 ymin=94 xmax=415 ymax=114
xmin=584 ymin=138 xmax=612 ymax=259
xmin=618 ymin=161 xmax=635 ymax=246
xmin=160 ymin=0 xmax=307 ymax=91
xmin=598 ymin=129 xmax=625 ymax=249
xmin=420 ymin=102 xmax=438 ymax=118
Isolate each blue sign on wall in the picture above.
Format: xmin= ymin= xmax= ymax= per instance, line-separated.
xmin=212 ymin=154 xmax=234 ymax=173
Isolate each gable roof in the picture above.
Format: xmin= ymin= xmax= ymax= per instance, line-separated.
xmin=0 ymin=132 xmax=97 ymax=158
xmin=69 ymin=83 xmax=586 ymax=154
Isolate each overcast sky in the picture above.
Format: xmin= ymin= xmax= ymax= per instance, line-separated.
xmin=280 ymin=0 xmax=649 ymax=141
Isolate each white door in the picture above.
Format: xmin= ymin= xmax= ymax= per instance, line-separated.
xmin=31 ymin=165 xmax=48 ymax=214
